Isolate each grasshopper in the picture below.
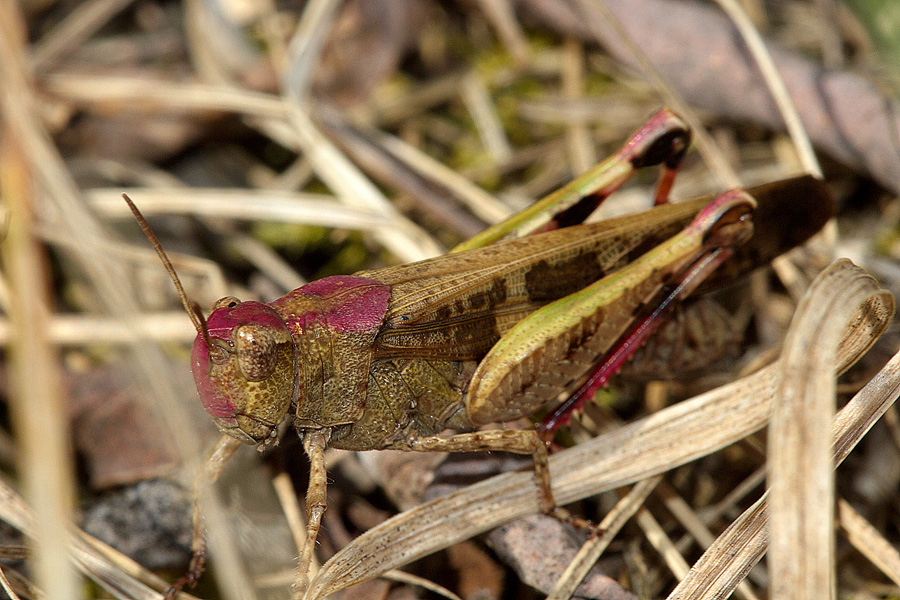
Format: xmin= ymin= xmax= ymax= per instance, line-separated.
xmin=123 ymin=109 xmax=833 ymax=598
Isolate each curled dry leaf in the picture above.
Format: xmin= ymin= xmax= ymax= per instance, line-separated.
xmin=769 ymin=259 xmax=895 ymax=599
xmin=668 ymin=260 xmax=898 ymax=600
xmin=304 ymin=259 xmax=895 ymax=600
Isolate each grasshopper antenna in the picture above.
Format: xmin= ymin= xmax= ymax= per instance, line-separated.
xmin=122 ymin=193 xmax=213 ymax=349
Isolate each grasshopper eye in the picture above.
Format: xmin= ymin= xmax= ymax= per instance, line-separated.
xmin=235 ymin=324 xmax=279 ymax=381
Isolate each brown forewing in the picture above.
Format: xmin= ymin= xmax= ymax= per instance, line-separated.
xmin=361 ymin=175 xmax=832 ymax=364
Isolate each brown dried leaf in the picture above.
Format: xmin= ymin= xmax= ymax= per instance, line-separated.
xmin=446 ymin=540 xmax=504 ymax=600
xmin=67 ymin=361 xmax=180 ymax=489
xmin=487 ymin=515 xmax=633 ymax=600
xmin=313 ymin=0 xmax=426 ymax=105
xmin=520 ymin=0 xmax=900 ymax=194
xmin=359 ymin=449 xmax=446 ymax=511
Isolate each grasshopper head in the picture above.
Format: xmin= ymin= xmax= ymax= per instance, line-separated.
xmin=192 ymin=297 xmax=297 ymax=449
xmin=120 ymin=194 xmax=298 ymax=450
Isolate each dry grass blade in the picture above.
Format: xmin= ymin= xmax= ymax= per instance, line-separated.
xmin=0 ymin=565 xmax=21 ymax=600
xmin=666 ymin=359 xmax=900 ymax=598
xmin=769 ymin=260 xmax=893 ymax=599
xmin=656 ymin=483 xmax=761 ymax=600
xmin=1 ymin=152 xmax=77 ymax=598
xmin=0 ymin=476 xmax=200 ymax=600
xmin=304 ymin=261 xmax=894 ymax=600
xmin=282 ymin=0 xmax=343 ymax=101
xmin=86 ymin=188 xmax=396 ymax=232
xmin=562 ymin=39 xmax=598 ymax=175
xmin=272 ymin=472 xmax=310 ymax=575
xmin=380 ymin=569 xmax=464 ymax=600
xmin=460 ymin=71 xmax=513 ymax=164
xmin=313 ymin=110 xmax=507 ymax=238
xmin=473 ymin=0 xmax=530 ymax=65
xmin=0 ymin=1 xmax=203 ymax=466
xmin=30 ymin=0 xmax=134 ymax=74
xmin=0 ymin=7 xmax=78 ymax=599
xmin=636 ymin=507 xmax=690 ymax=581
xmin=369 ymin=126 xmax=513 ymax=225
xmin=837 ymin=499 xmax=900 ymax=586
xmin=1 ymin=8 xmax=258 ymax=598
xmin=0 ymin=312 xmax=197 ymax=345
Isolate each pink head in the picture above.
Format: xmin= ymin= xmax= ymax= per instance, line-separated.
xmin=191 ymin=297 xmax=297 ymax=448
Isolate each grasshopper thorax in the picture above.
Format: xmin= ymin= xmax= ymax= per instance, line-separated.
xmin=192 ymin=297 xmax=297 ymax=449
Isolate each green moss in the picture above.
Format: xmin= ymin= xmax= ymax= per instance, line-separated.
xmin=844 ymin=0 xmax=900 ymax=93
xmin=250 ymin=222 xmax=331 ymax=254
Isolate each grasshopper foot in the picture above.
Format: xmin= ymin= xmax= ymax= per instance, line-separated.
xmin=545 ymin=505 xmax=597 ymax=533
xmin=164 ymin=549 xmax=206 ymax=600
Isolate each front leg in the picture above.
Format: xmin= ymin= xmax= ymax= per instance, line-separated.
xmin=165 ymin=434 xmax=243 ymax=600
xmin=294 ymin=429 xmax=329 ymax=599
